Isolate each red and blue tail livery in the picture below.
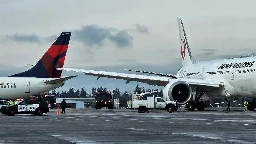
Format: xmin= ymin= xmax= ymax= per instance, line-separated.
xmin=9 ymin=32 xmax=71 ymax=78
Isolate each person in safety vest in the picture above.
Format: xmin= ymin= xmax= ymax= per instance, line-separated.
xmin=244 ymin=100 xmax=249 ymax=111
xmin=9 ymin=100 xmax=14 ymax=105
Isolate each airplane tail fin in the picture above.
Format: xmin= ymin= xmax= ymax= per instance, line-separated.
xmin=9 ymin=32 xmax=71 ymax=78
xmin=177 ymin=18 xmax=193 ymax=66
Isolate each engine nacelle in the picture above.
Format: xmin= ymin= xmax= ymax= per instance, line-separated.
xmin=163 ymin=81 xmax=192 ymax=104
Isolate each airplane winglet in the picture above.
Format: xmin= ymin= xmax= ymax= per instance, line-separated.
xmin=44 ymin=75 xmax=78 ymax=84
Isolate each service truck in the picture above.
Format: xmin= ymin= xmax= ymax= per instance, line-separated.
xmin=0 ymin=96 xmax=49 ymax=116
xmin=95 ymin=91 xmax=114 ymax=109
xmin=130 ymin=92 xmax=177 ymax=113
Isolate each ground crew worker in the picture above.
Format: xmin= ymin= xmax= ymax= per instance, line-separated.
xmin=14 ymin=100 xmax=20 ymax=105
xmin=225 ymin=98 xmax=230 ymax=111
xmin=227 ymin=101 xmax=230 ymax=111
xmin=244 ymin=100 xmax=248 ymax=111
xmin=9 ymin=100 xmax=14 ymax=105
xmin=175 ymin=100 xmax=178 ymax=110
xmin=60 ymin=99 xmax=67 ymax=114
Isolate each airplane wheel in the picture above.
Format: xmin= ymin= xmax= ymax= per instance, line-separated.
xmin=188 ymin=103 xmax=195 ymax=111
xmin=197 ymin=101 xmax=205 ymax=111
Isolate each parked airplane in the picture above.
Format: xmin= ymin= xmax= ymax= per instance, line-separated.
xmin=0 ymin=32 xmax=76 ymax=100
xmin=59 ymin=18 xmax=256 ymax=111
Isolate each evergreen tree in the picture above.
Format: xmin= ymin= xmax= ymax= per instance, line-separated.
xmin=56 ymin=91 xmax=60 ymax=97
xmin=51 ymin=89 xmax=56 ymax=95
xmin=159 ymin=89 xmax=163 ymax=97
xmin=74 ymin=89 xmax=80 ymax=97
xmin=113 ymin=88 xmax=121 ymax=99
xmin=79 ymin=88 xmax=87 ymax=98
xmin=67 ymin=87 xmax=75 ymax=97
xmin=92 ymin=88 xmax=97 ymax=95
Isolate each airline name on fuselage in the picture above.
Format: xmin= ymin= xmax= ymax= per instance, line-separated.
xmin=217 ymin=61 xmax=255 ymax=69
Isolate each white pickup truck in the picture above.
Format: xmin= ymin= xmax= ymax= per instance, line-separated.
xmin=130 ymin=92 xmax=177 ymax=113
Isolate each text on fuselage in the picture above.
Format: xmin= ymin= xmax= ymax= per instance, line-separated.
xmin=217 ymin=61 xmax=255 ymax=69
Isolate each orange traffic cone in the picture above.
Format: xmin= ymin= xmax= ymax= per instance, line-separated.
xmin=57 ymin=107 xmax=60 ymax=115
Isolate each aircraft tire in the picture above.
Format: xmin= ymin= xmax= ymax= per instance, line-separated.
xmin=187 ymin=103 xmax=195 ymax=111
xmin=197 ymin=101 xmax=205 ymax=111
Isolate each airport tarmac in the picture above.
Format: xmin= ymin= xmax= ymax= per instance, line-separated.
xmin=0 ymin=108 xmax=255 ymax=144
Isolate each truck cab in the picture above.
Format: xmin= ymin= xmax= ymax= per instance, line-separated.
xmin=95 ymin=91 xmax=114 ymax=109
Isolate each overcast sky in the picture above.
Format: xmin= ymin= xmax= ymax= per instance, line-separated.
xmin=1 ymin=0 xmax=256 ymax=93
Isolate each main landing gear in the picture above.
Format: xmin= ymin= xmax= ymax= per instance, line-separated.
xmin=186 ymin=98 xmax=205 ymax=111
xmin=186 ymin=88 xmax=205 ymax=111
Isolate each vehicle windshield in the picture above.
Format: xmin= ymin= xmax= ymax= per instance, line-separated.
xmin=0 ymin=100 xmax=9 ymax=105
xmin=95 ymin=93 xmax=112 ymax=100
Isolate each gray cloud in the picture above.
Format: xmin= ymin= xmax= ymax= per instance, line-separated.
xmin=135 ymin=24 xmax=149 ymax=34
xmin=73 ymin=25 xmax=133 ymax=48
xmin=5 ymin=33 xmax=41 ymax=43
xmin=43 ymin=35 xmax=58 ymax=42
xmin=109 ymin=30 xmax=133 ymax=47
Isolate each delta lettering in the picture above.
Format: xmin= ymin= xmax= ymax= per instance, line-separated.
xmin=217 ymin=61 xmax=255 ymax=69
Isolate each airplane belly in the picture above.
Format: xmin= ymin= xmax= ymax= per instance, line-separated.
xmin=228 ymin=78 xmax=254 ymax=97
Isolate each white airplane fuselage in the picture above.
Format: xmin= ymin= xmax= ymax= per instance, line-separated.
xmin=175 ymin=56 xmax=256 ymax=98
xmin=0 ymin=77 xmax=64 ymax=99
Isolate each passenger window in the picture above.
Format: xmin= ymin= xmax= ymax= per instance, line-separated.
xmin=207 ymin=72 xmax=216 ymax=74
xmin=1 ymin=86 xmax=3 ymax=88
xmin=10 ymin=85 xmax=13 ymax=88
xmin=3 ymin=86 xmax=6 ymax=88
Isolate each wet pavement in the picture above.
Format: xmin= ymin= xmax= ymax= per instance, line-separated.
xmin=0 ymin=108 xmax=255 ymax=144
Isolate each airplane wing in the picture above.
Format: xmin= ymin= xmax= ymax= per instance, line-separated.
xmin=124 ymin=69 xmax=177 ymax=78
xmin=58 ymin=68 xmax=223 ymax=88
xmin=44 ymin=75 xmax=78 ymax=84
xmin=58 ymin=68 xmax=169 ymax=86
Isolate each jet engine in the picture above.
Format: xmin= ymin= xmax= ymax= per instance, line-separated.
xmin=163 ymin=80 xmax=192 ymax=104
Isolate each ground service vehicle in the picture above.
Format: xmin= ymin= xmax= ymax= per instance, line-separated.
xmin=0 ymin=100 xmax=9 ymax=111
xmin=95 ymin=91 xmax=114 ymax=109
xmin=44 ymin=95 xmax=57 ymax=109
xmin=247 ymin=97 xmax=256 ymax=111
xmin=1 ymin=97 xmax=49 ymax=116
xmin=131 ymin=92 xmax=177 ymax=113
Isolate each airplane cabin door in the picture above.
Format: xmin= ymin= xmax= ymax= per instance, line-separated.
xmin=25 ymin=81 xmax=30 ymax=93
xmin=230 ymin=72 xmax=234 ymax=80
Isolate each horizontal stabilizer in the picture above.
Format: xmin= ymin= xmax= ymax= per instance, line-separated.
xmin=44 ymin=75 xmax=77 ymax=84
xmin=125 ymin=69 xmax=177 ymax=79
